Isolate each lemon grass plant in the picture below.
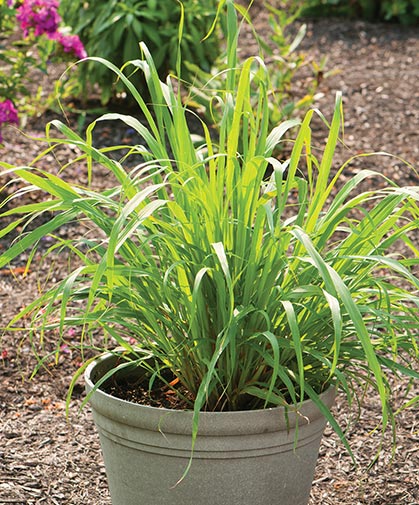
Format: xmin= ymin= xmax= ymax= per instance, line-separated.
xmin=1 ymin=0 xmax=419 ymax=459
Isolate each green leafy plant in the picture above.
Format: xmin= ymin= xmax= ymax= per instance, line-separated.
xmin=60 ymin=0 xmax=222 ymax=104
xmin=302 ymin=0 xmax=419 ymax=24
xmin=0 ymin=0 xmax=14 ymax=32
xmin=1 ymin=0 xmax=419 ymax=464
xmin=381 ymin=0 xmax=419 ymax=24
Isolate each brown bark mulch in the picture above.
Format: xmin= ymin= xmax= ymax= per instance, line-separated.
xmin=1 ymin=13 xmax=419 ymax=505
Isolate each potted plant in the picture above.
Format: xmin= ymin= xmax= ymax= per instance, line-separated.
xmin=1 ymin=2 xmax=419 ymax=504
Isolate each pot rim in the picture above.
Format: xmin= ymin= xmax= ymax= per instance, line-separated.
xmin=85 ymin=351 xmax=336 ymax=435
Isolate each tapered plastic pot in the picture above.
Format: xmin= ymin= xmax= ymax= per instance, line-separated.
xmin=85 ymin=353 xmax=335 ymax=505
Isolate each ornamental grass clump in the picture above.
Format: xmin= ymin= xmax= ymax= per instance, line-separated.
xmin=0 ymin=0 xmax=418 ymax=459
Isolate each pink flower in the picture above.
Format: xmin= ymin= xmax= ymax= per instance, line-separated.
xmin=15 ymin=0 xmax=87 ymax=61
xmin=0 ymin=99 xmax=19 ymax=143
xmin=67 ymin=327 xmax=76 ymax=337
xmin=60 ymin=344 xmax=71 ymax=355
xmin=53 ymin=32 xmax=87 ymax=59
xmin=16 ymin=0 xmax=61 ymax=38
xmin=0 ymin=99 xmax=18 ymax=124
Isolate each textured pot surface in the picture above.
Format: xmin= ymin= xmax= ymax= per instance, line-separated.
xmin=85 ymin=353 xmax=335 ymax=505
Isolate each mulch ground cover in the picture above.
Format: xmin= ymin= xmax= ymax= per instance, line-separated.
xmin=1 ymin=11 xmax=419 ymax=505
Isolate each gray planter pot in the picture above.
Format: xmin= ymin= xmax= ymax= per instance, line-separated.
xmin=85 ymin=353 xmax=335 ymax=505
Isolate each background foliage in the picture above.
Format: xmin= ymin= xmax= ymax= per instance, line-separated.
xmin=60 ymin=0 xmax=223 ymax=104
xmin=302 ymin=0 xmax=419 ymax=24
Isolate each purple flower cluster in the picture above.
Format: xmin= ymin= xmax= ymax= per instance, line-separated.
xmin=0 ymin=0 xmax=87 ymax=145
xmin=16 ymin=0 xmax=61 ymax=38
xmin=0 ymin=99 xmax=19 ymax=143
xmin=15 ymin=0 xmax=86 ymax=59
xmin=52 ymin=32 xmax=87 ymax=60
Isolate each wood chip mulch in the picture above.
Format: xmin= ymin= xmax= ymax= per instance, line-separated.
xmin=1 ymin=13 xmax=419 ymax=505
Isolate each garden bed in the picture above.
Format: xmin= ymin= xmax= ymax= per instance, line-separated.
xmin=1 ymin=14 xmax=419 ymax=505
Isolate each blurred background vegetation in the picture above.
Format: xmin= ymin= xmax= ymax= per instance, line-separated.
xmin=57 ymin=0 xmax=418 ymax=110
xmin=1 ymin=0 xmax=417 ymax=137
xmin=301 ymin=0 xmax=419 ymax=24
